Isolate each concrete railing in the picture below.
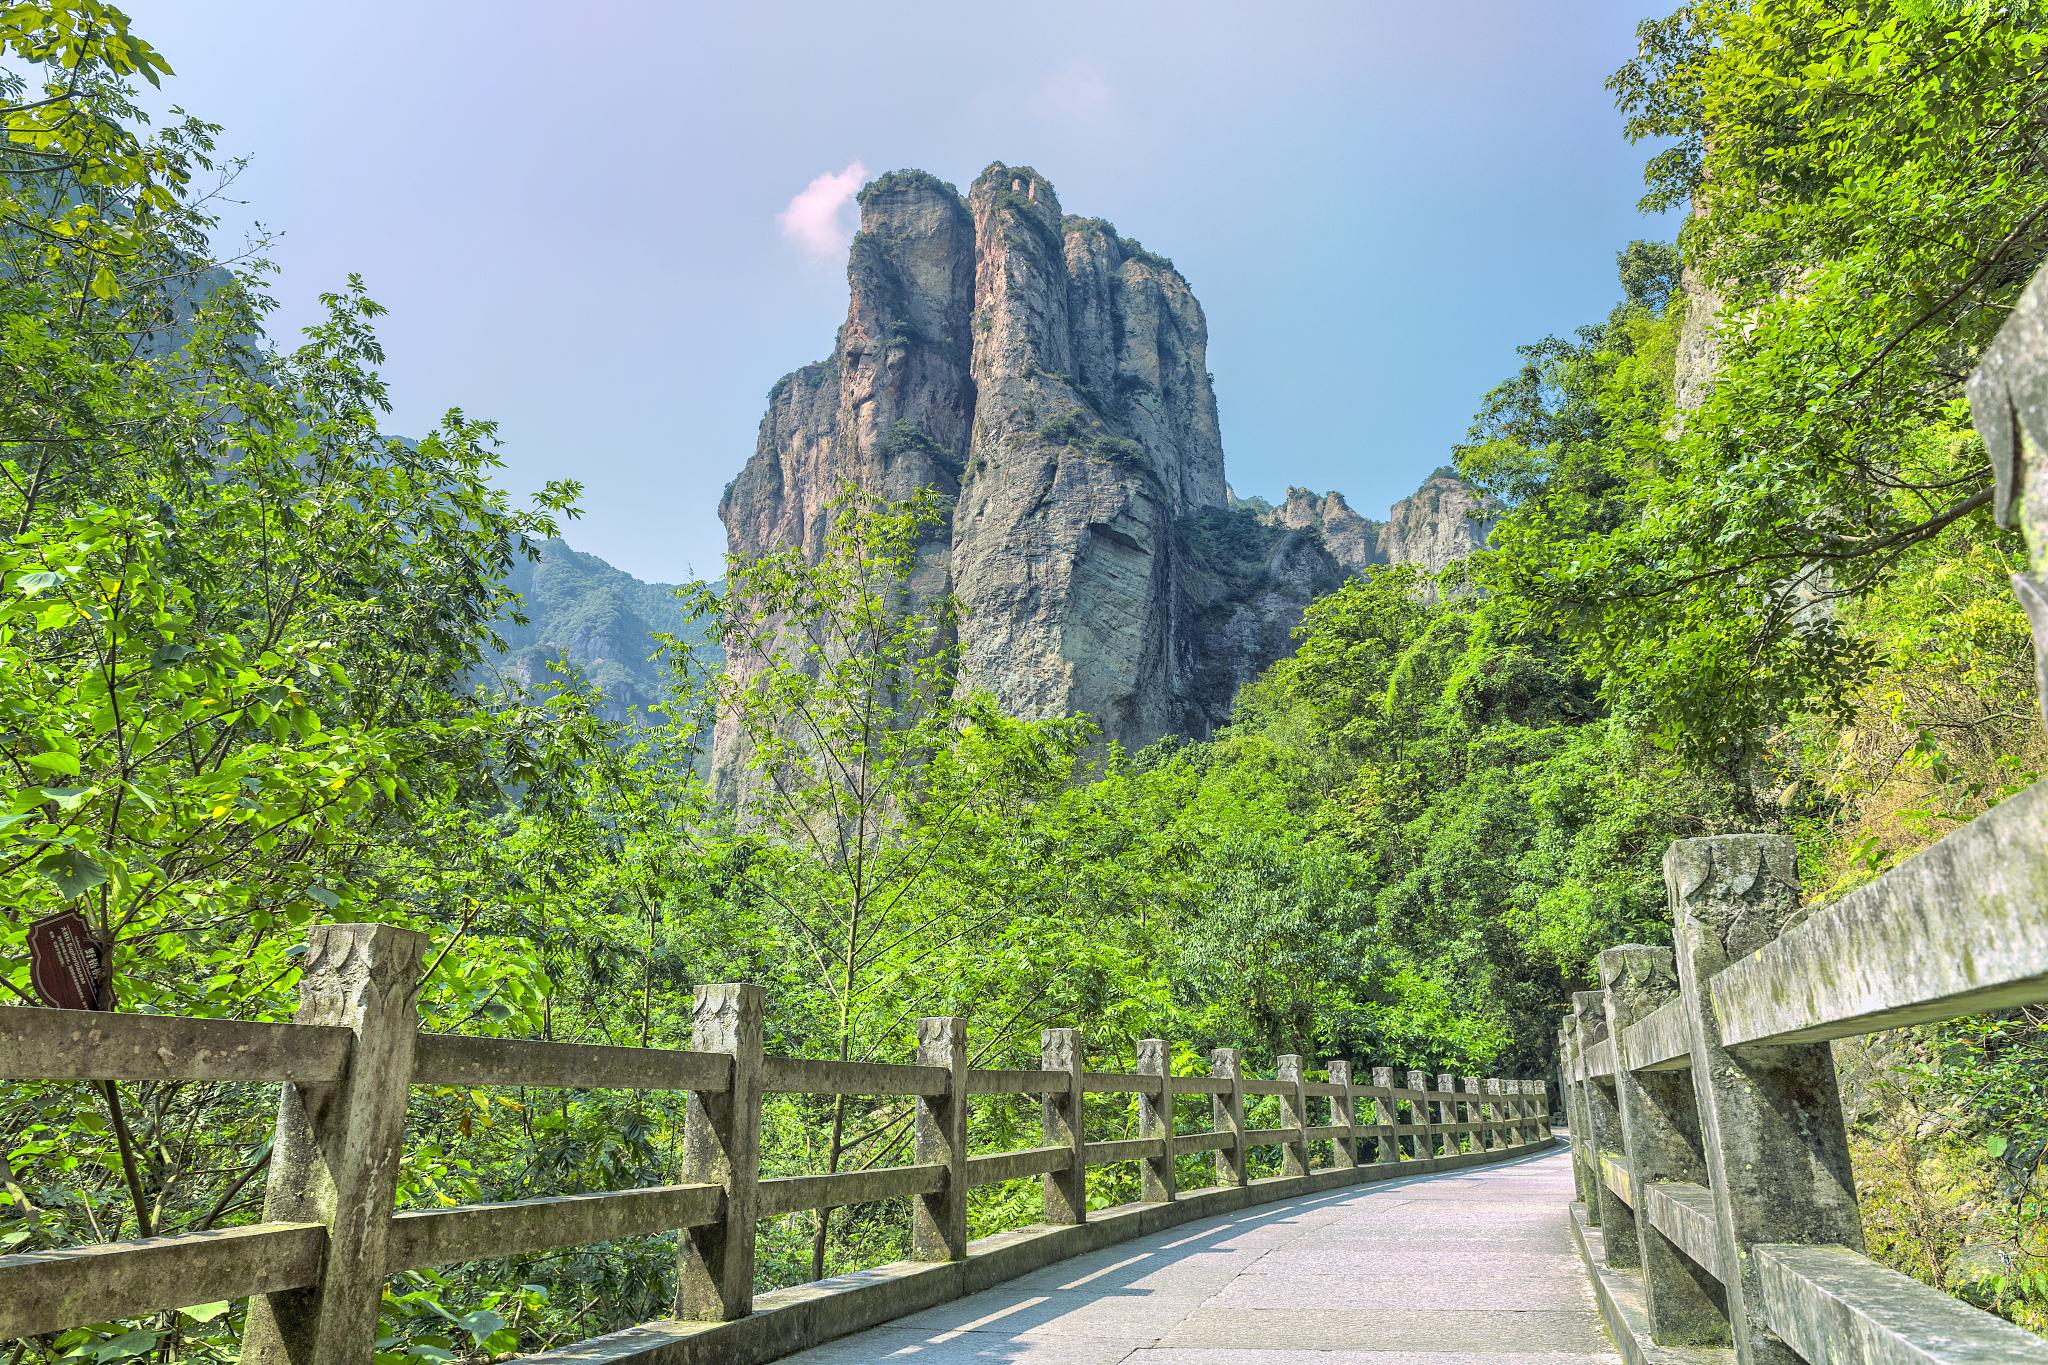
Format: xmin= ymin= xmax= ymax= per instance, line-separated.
xmin=1557 ymin=255 xmax=2048 ymax=1365
xmin=0 ymin=924 xmax=1552 ymax=1364
xmin=1559 ymin=814 xmax=2048 ymax=1364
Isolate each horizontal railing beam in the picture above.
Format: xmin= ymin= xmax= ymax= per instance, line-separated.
xmin=964 ymin=1067 xmax=1064 ymax=1095
xmin=412 ymin=1033 xmax=730 ymax=1093
xmin=760 ymin=1056 xmax=948 ymax=1098
xmin=1755 ymin=1242 xmax=2048 ymax=1364
xmin=0 ymin=1007 xmax=350 ymax=1085
xmin=1713 ymin=778 xmax=2048 ymax=1048
xmin=1598 ymin=1153 xmax=1634 ymax=1208
xmin=757 ymin=1164 xmax=947 ymax=1217
xmin=1643 ymin=1180 xmax=1725 ymax=1283
xmin=387 ymin=1184 xmax=722 ymax=1272
xmin=1174 ymin=1129 xmax=1237 ymax=1155
xmin=0 ymin=1222 xmax=325 ymax=1340
xmin=1618 ymin=996 xmax=1690 ymax=1073
xmin=1082 ymin=1136 xmax=1167 ymax=1164
xmin=964 ymin=1144 xmax=1072 ymax=1186
xmin=1079 ymin=1072 xmax=1148 ymax=1094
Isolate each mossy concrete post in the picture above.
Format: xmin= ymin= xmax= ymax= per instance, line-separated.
xmin=1213 ymin=1048 xmax=1248 ymax=1187
xmin=1559 ymin=1027 xmax=1592 ymax=1209
xmin=1432 ymin=1073 xmax=1457 ymax=1155
xmin=1370 ymin=1066 xmax=1400 ymax=1162
xmin=1136 ymin=1038 xmax=1176 ymax=1203
xmin=1564 ymin=1028 xmax=1601 ymax=1225
xmin=1968 ymin=257 xmax=2048 ymax=727
xmin=1328 ymin=1060 xmax=1358 ymax=1168
xmin=1666 ymin=835 xmax=1864 ymax=1365
xmin=1042 ymin=1027 xmax=1087 ymax=1224
xmin=243 ymin=922 xmax=427 ymax=1365
xmin=1490 ymin=1080 xmax=1523 ymax=1146
xmin=677 ymin=982 xmax=764 ymax=1321
xmin=1598 ymin=946 xmax=1728 ymax=1347
xmin=1417 ymin=1072 xmax=1433 ymax=1162
xmin=1460 ymin=1076 xmax=1484 ymax=1152
xmin=1276 ymin=1054 xmax=1309 ymax=1176
xmin=1574 ymin=989 xmax=1636 ymax=1265
xmin=912 ymin=1016 xmax=967 ymax=1262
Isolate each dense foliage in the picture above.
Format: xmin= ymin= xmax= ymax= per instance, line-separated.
xmin=2 ymin=0 xmax=2045 ymax=1358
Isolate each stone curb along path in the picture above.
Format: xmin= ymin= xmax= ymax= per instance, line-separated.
xmin=774 ymin=1148 xmax=1613 ymax=1364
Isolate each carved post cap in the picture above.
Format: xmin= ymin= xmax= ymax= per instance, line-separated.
xmin=1328 ymin=1060 xmax=1350 ymax=1083
xmin=1276 ymin=1053 xmax=1303 ymax=1079
xmin=1570 ymin=990 xmax=1607 ymax=1041
xmin=1372 ymin=1065 xmax=1396 ymax=1087
xmin=1211 ymin=1046 xmax=1241 ymax=1075
xmin=1596 ymin=944 xmax=1678 ymax=1011
xmin=296 ymin=922 xmax=429 ymax=1018
xmin=1663 ymin=835 xmax=1801 ymax=958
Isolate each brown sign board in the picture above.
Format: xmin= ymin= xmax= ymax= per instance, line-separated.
xmin=27 ymin=908 xmax=113 ymax=1011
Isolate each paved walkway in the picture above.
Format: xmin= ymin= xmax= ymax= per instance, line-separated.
xmin=785 ymin=1149 xmax=1616 ymax=1364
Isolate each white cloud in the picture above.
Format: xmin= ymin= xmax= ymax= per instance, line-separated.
xmin=778 ymin=160 xmax=868 ymax=259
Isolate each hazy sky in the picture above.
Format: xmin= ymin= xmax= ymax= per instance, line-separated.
xmin=125 ymin=2 xmax=1676 ymax=583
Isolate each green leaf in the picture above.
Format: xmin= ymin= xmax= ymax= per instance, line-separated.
xmin=38 ymin=848 xmax=107 ymax=899
xmin=25 ymin=750 xmax=81 ymax=776
xmin=17 ymin=570 xmax=67 ymax=595
xmin=1986 ymin=1134 xmax=2009 ymax=1159
xmin=39 ymin=786 xmax=93 ymax=811
xmin=178 ymin=1301 xmax=231 ymax=1323
xmin=306 ymin=884 xmax=340 ymax=908
xmin=453 ymin=1309 xmax=506 ymax=1341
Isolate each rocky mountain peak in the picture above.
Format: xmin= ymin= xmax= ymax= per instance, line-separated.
xmin=713 ymin=164 xmax=1495 ymax=791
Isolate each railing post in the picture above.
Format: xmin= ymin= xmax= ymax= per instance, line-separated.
xmin=913 ymin=1015 xmax=967 ymax=1261
xmin=1562 ymin=1024 xmax=1599 ymax=1224
xmin=1434 ymin=1072 xmax=1460 ymax=1155
xmin=1212 ymin=1047 xmax=1247 ymax=1187
xmin=1370 ymin=1066 xmax=1400 ymax=1162
xmin=1573 ymin=989 xmax=1635 ymax=1265
xmin=1666 ymin=836 xmax=1863 ymax=1365
xmin=1136 ymin=1037 xmax=1176 ymax=1203
xmin=1599 ymin=946 xmax=1727 ymax=1346
xmin=1328 ymin=1060 xmax=1358 ymax=1169
xmin=1276 ymin=1054 xmax=1309 ymax=1176
xmin=1487 ymin=1079 xmax=1509 ymax=1147
xmin=1413 ymin=1070 xmax=1438 ymax=1158
xmin=243 ymin=923 xmax=427 ymax=1365
xmin=1462 ymin=1075 xmax=1486 ymax=1153
xmin=677 ymin=982 xmax=764 ymax=1321
xmin=1042 ymin=1027 xmax=1087 ymax=1225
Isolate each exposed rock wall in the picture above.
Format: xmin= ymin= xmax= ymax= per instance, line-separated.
xmin=1264 ymin=472 xmax=1494 ymax=579
xmin=715 ymin=163 xmax=1493 ymax=789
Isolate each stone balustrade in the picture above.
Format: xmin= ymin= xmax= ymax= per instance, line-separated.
xmin=1559 ymin=817 xmax=2048 ymax=1363
xmin=0 ymin=932 xmax=1551 ymax=1363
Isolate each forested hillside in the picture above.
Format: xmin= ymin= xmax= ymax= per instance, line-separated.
xmin=0 ymin=1 xmax=2043 ymax=1360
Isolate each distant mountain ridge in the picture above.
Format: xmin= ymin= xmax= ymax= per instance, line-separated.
xmin=484 ymin=539 xmax=715 ymax=721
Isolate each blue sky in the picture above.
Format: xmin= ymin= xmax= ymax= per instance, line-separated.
xmin=127 ymin=1 xmax=1677 ymax=583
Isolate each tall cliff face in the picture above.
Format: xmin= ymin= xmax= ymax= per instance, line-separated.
xmin=717 ymin=163 xmax=1491 ymax=787
xmin=949 ymin=167 xmax=1226 ymax=745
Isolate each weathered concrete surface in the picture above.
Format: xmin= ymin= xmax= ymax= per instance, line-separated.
xmin=1707 ymin=776 xmax=2048 ymax=1048
xmin=780 ymin=1149 xmax=1614 ymax=1364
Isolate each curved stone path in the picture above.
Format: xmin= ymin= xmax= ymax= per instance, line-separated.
xmin=783 ymin=1148 xmax=1614 ymax=1364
